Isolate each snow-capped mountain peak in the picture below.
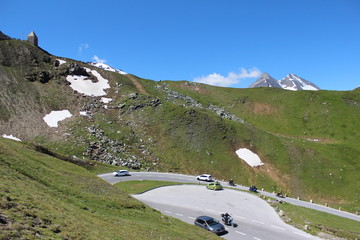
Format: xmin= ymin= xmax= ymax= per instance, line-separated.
xmin=249 ymin=73 xmax=320 ymax=91
xmin=88 ymin=62 xmax=127 ymax=75
xmin=249 ymin=72 xmax=282 ymax=88
xmin=279 ymin=73 xmax=320 ymax=91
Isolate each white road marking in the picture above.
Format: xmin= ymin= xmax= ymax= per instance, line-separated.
xmin=188 ymin=217 xmax=196 ymax=220
xmin=205 ymin=208 xmax=216 ymax=212
xmin=251 ymin=219 xmax=265 ymax=224
xmin=294 ymin=232 xmax=311 ymax=238
xmin=235 ymin=215 xmax=246 ymax=219
xmin=271 ymin=225 xmax=285 ymax=230
xmin=253 ymin=237 xmax=262 ymax=240
xmin=236 ymin=231 xmax=246 ymax=235
xmin=175 ymin=213 xmax=183 ymax=216
xmin=165 ymin=210 xmax=172 ymax=213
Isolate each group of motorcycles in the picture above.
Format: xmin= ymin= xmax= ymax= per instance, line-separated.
xmin=228 ymin=179 xmax=259 ymax=193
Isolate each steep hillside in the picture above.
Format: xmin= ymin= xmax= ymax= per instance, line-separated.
xmin=1 ymin=38 xmax=359 ymax=213
xmin=0 ymin=138 xmax=219 ymax=240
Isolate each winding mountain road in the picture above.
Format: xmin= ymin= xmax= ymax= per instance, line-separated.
xmin=98 ymin=171 xmax=359 ymax=239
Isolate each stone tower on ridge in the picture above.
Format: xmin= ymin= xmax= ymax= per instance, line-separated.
xmin=27 ymin=31 xmax=38 ymax=46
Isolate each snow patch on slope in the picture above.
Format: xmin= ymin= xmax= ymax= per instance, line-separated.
xmin=66 ymin=68 xmax=110 ymax=96
xmin=100 ymin=97 xmax=112 ymax=103
xmin=43 ymin=110 xmax=73 ymax=127
xmin=235 ymin=148 xmax=264 ymax=167
xmin=2 ymin=134 xmax=21 ymax=141
xmin=56 ymin=59 xmax=66 ymax=65
xmin=89 ymin=62 xmax=127 ymax=75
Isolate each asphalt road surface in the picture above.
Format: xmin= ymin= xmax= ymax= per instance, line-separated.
xmin=98 ymin=171 xmax=360 ymax=222
xmin=133 ymin=185 xmax=321 ymax=240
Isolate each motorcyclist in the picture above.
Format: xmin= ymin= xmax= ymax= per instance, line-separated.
xmin=229 ymin=179 xmax=234 ymax=186
xmin=223 ymin=212 xmax=231 ymax=225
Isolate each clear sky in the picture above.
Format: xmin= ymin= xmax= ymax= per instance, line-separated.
xmin=2 ymin=0 xmax=360 ymax=90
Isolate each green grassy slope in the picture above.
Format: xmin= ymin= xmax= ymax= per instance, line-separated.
xmin=136 ymin=80 xmax=360 ymax=211
xmin=1 ymin=39 xmax=359 ymax=213
xmin=0 ymin=138 xmax=219 ymax=240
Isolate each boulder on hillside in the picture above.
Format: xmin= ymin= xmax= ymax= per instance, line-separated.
xmin=68 ymin=63 xmax=89 ymax=76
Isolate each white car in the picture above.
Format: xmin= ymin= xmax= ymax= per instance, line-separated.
xmin=196 ymin=174 xmax=213 ymax=182
xmin=113 ymin=170 xmax=130 ymax=176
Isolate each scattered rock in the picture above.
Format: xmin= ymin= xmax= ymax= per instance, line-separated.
xmin=128 ymin=92 xmax=138 ymax=99
xmin=0 ymin=215 xmax=8 ymax=224
xmin=155 ymin=83 xmax=247 ymax=124
xmin=279 ymin=210 xmax=285 ymax=216
xmin=68 ymin=63 xmax=89 ymax=76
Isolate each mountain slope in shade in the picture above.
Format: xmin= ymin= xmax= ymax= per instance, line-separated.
xmin=249 ymin=72 xmax=281 ymax=88
xmin=250 ymin=73 xmax=320 ymax=91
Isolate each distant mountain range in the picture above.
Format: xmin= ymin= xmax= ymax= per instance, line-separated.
xmin=249 ymin=72 xmax=320 ymax=91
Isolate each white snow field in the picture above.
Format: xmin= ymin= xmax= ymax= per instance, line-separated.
xmin=66 ymin=68 xmax=110 ymax=97
xmin=43 ymin=110 xmax=73 ymax=127
xmin=100 ymin=97 xmax=112 ymax=103
xmin=2 ymin=134 xmax=21 ymax=141
xmin=56 ymin=59 xmax=66 ymax=65
xmin=88 ymin=62 xmax=127 ymax=75
xmin=236 ymin=148 xmax=264 ymax=167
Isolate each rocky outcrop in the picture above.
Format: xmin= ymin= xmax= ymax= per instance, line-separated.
xmin=82 ymin=125 xmax=146 ymax=169
xmin=155 ymin=82 xmax=246 ymax=124
xmin=0 ymin=40 xmax=51 ymax=67
xmin=68 ymin=63 xmax=89 ymax=76
xmin=208 ymin=104 xmax=246 ymax=123
xmin=0 ymin=31 xmax=11 ymax=41
xmin=155 ymin=83 xmax=203 ymax=108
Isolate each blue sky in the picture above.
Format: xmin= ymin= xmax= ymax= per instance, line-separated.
xmin=2 ymin=0 xmax=359 ymax=90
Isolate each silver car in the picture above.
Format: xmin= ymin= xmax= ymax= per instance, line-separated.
xmin=194 ymin=216 xmax=226 ymax=235
xmin=112 ymin=170 xmax=130 ymax=176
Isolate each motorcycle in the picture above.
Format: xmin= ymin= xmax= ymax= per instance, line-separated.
xmin=276 ymin=192 xmax=285 ymax=198
xmin=221 ymin=213 xmax=236 ymax=227
xmin=249 ymin=185 xmax=258 ymax=193
xmin=228 ymin=179 xmax=235 ymax=186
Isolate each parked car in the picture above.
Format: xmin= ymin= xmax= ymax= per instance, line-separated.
xmin=206 ymin=181 xmax=223 ymax=190
xmin=194 ymin=216 xmax=226 ymax=234
xmin=196 ymin=174 xmax=213 ymax=182
xmin=113 ymin=170 xmax=130 ymax=176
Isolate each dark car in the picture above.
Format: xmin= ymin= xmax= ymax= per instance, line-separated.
xmin=194 ymin=216 xmax=226 ymax=234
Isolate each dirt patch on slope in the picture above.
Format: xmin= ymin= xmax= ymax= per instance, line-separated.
xmin=178 ymin=84 xmax=208 ymax=95
xmin=126 ymin=75 xmax=147 ymax=94
xmin=257 ymin=162 xmax=290 ymax=192
xmin=252 ymin=103 xmax=278 ymax=115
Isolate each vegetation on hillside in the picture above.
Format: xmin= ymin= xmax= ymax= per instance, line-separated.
xmin=1 ymin=39 xmax=359 ymax=215
xmin=0 ymin=138 xmax=219 ymax=240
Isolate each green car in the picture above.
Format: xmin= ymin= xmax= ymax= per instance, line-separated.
xmin=206 ymin=182 xmax=223 ymax=190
